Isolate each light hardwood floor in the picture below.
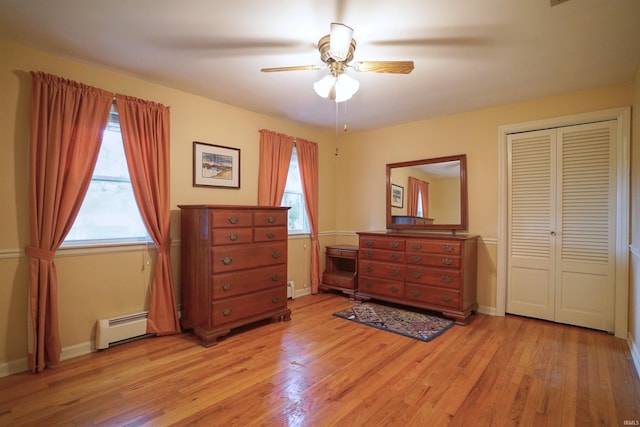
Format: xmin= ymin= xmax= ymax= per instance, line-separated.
xmin=1 ymin=293 xmax=639 ymax=426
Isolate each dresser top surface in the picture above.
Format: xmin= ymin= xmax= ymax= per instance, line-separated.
xmin=357 ymin=231 xmax=478 ymax=241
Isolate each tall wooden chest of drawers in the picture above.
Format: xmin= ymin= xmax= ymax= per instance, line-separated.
xmin=357 ymin=232 xmax=478 ymax=325
xmin=179 ymin=205 xmax=291 ymax=346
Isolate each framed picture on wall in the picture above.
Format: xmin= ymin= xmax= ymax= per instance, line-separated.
xmin=391 ymin=184 xmax=404 ymax=208
xmin=193 ymin=141 xmax=240 ymax=188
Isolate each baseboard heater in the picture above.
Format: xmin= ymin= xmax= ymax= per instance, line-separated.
xmin=287 ymin=280 xmax=295 ymax=299
xmin=96 ymin=311 xmax=153 ymax=350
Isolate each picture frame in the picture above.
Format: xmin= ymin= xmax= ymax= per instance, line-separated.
xmin=193 ymin=141 xmax=240 ymax=188
xmin=391 ymin=184 xmax=404 ymax=208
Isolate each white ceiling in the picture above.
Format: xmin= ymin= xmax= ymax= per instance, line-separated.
xmin=1 ymin=0 xmax=639 ymax=131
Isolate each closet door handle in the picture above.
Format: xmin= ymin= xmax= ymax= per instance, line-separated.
xmin=550 ymin=231 xmax=557 ymax=236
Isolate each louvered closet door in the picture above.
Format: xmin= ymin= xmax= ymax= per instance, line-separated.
xmin=507 ymin=121 xmax=617 ymax=332
xmin=507 ymin=129 xmax=556 ymax=321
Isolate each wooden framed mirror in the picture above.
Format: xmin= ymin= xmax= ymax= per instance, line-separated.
xmin=386 ymin=154 xmax=468 ymax=231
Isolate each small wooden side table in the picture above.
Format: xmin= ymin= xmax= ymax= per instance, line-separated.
xmin=320 ymin=245 xmax=358 ymax=298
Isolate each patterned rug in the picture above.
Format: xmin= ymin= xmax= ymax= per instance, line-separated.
xmin=333 ymin=302 xmax=455 ymax=342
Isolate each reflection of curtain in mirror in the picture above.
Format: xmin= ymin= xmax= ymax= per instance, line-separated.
xmin=407 ymin=177 xmax=429 ymax=217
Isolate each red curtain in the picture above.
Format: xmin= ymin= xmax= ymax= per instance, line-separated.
xmin=27 ymin=72 xmax=112 ymax=372
xmin=257 ymin=129 xmax=294 ymax=206
xmin=296 ymin=138 xmax=321 ymax=294
xmin=116 ymin=94 xmax=180 ymax=335
xmin=407 ymin=177 xmax=429 ymax=217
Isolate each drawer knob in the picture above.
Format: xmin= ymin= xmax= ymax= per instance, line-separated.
xmin=272 ymin=295 xmax=281 ymax=304
xmin=442 ymin=275 xmax=452 ymax=283
xmin=222 ymin=282 xmax=233 ymax=291
xmin=411 ymin=255 xmax=422 ymax=262
xmin=364 ymin=282 xmax=373 ymax=289
xmin=390 ymin=269 xmax=399 ymax=276
xmin=390 ymin=242 xmax=399 ymax=249
xmin=222 ymin=308 xmax=233 ymax=317
xmin=365 ymin=240 xmax=373 ymax=247
xmin=390 ymin=286 xmax=399 ymax=293
xmin=333 ymin=279 xmax=341 ymax=285
xmin=411 ymin=271 xmax=422 ymax=279
xmin=443 ymin=245 xmax=454 ymax=253
xmin=411 ymin=289 xmax=421 ymax=297
xmin=365 ymin=250 xmax=373 ymax=257
xmin=266 ymin=231 xmax=275 ymax=239
xmin=222 ymin=256 xmax=233 ymax=265
xmin=228 ymin=233 xmax=238 ymax=241
xmin=271 ymin=273 xmax=280 ymax=281
xmin=442 ymin=295 xmax=452 ymax=302
xmin=271 ymin=250 xmax=281 ymax=259
xmin=412 ymin=243 xmax=422 ymax=250
xmin=442 ymin=258 xmax=453 ymax=266
xmin=366 ymin=266 xmax=373 ymax=272
xmin=228 ymin=216 xmax=238 ymax=224
xmin=390 ymin=253 xmax=400 ymax=260
xmin=267 ymin=215 xmax=276 ymax=223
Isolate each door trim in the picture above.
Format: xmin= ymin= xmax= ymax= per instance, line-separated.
xmin=497 ymin=107 xmax=631 ymax=338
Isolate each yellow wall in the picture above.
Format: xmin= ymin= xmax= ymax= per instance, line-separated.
xmin=0 ymin=39 xmax=337 ymax=371
xmin=630 ymin=66 xmax=640 ymax=367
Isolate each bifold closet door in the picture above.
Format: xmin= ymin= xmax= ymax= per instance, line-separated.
xmin=507 ymin=121 xmax=617 ymax=332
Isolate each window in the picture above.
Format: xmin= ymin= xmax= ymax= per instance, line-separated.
xmin=63 ymin=105 xmax=149 ymax=246
xmin=417 ymin=188 xmax=424 ymax=217
xmin=281 ymin=147 xmax=310 ymax=234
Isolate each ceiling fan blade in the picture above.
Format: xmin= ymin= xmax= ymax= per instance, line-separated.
xmin=352 ymin=61 xmax=415 ymax=74
xmin=260 ymin=65 xmax=323 ymax=72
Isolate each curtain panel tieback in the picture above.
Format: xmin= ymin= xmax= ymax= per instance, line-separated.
xmin=25 ymin=246 xmax=55 ymax=261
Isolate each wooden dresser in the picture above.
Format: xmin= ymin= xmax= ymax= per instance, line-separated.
xmin=179 ymin=205 xmax=291 ymax=346
xmin=356 ymin=231 xmax=478 ymax=325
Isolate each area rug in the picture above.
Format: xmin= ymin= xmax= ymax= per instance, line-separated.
xmin=333 ymin=302 xmax=455 ymax=342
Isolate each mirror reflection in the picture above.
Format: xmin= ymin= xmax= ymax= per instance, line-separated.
xmin=386 ymin=154 xmax=467 ymax=231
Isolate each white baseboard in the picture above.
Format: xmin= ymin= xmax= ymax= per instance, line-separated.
xmin=629 ymin=332 xmax=640 ymax=379
xmin=294 ymin=287 xmax=313 ymax=298
xmin=477 ymin=305 xmax=497 ymax=316
xmin=0 ymin=340 xmax=95 ymax=378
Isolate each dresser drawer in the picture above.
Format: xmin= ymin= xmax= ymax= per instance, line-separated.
xmin=405 ymin=283 xmax=460 ymax=309
xmin=405 ymin=266 xmax=461 ymax=289
xmin=359 ymin=260 xmax=405 ymax=281
xmin=211 ymin=210 xmax=253 ymax=228
xmin=211 ymin=242 xmax=286 ymax=273
xmin=322 ymin=272 xmax=355 ymax=290
xmin=358 ymin=276 xmax=404 ymax=298
xmin=359 ymin=248 xmax=405 ymax=263
xmin=253 ymin=225 xmax=287 ymax=242
xmin=326 ymin=246 xmax=358 ymax=259
xmin=212 ymin=265 xmax=286 ymax=299
xmin=254 ymin=210 xmax=288 ymax=227
xmin=359 ymin=236 xmax=405 ymax=251
xmin=211 ymin=228 xmax=253 ymax=245
xmin=212 ymin=287 xmax=287 ymax=326
xmin=406 ymin=253 xmax=461 ymax=269
xmin=406 ymin=239 xmax=462 ymax=255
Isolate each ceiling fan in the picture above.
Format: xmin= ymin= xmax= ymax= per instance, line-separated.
xmin=260 ymin=23 xmax=414 ymax=102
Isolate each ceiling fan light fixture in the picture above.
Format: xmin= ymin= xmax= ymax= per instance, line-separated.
xmin=313 ymin=75 xmax=336 ymax=98
xmin=334 ymin=73 xmax=359 ymax=102
xmin=328 ymin=23 xmax=354 ymax=61
xmin=313 ymin=73 xmax=359 ymax=103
